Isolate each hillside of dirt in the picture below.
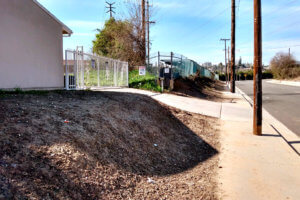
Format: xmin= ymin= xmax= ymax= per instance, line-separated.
xmin=0 ymin=91 xmax=220 ymax=199
xmin=173 ymin=74 xmax=229 ymax=102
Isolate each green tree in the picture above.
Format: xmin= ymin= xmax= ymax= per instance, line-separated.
xmin=238 ymin=57 xmax=242 ymax=66
xmin=93 ymin=18 xmax=144 ymax=66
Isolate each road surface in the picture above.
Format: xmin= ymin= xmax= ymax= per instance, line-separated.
xmin=236 ymin=80 xmax=300 ymax=136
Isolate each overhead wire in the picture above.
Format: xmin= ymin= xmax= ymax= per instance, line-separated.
xmin=237 ymin=0 xmax=300 ymax=50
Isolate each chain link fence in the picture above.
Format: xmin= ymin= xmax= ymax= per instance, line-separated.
xmin=64 ymin=49 xmax=128 ymax=90
xmin=148 ymin=52 xmax=219 ymax=80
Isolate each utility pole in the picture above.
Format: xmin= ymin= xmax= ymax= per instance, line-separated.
xmin=106 ymin=2 xmax=116 ymax=19
xmin=142 ymin=0 xmax=146 ymax=65
xmin=228 ymin=46 xmax=230 ymax=83
xmin=253 ymin=0 xmax=262 ymax=136
xmin=146 ymin=0 xmax=155 ymax=67
xmin=230 ymin=0 xmax=236 ymax=93
xmin=289 ymin=48 xmax=291 ymax=57
xmin=220 ymin=38 xmax=230 ymax=83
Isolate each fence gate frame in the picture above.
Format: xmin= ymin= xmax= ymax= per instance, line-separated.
xmin=65 ymin=48 xmax=129 ymax=90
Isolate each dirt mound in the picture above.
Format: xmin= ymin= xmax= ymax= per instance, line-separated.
xmin=173 ymin=74 xmax=227 ymax=102
xmin=0 ymin=91 xmax=219 ymax=199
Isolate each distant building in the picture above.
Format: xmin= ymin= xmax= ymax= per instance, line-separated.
xmin=203 ymin=62 xmax=212 ymax=68
xmin=0 ymin=0 xmax=73 ymax=89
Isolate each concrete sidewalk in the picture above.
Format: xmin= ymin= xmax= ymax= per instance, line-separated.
xmin=97 ymin=87 xmax=300 ymax=200
xmin=218 ymin=90 xmax=300 ymax=200
xmin=98 ymin=88 xmax=252 ymax=121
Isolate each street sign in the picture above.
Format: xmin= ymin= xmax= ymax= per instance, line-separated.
xmin=139 ymin=66 xmax=146 ymax=76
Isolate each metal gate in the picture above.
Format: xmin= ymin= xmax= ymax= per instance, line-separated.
xmin=65 ymin=47 xmax=129 ymax=90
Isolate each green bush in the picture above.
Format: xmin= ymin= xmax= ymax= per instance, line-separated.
xmin=129 ymin=70 xmax=161 ymax=92
xmin=237 ymin=70 xmax=273 ymax=80
xmin=218 ymin=74 xmax=226 ymax=81
xmin=262 ymin=70 xmax=273 ymax=79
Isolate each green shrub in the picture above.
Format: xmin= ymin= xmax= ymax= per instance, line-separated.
xmin=237 ymin=69 xmax=273 ymax=80
xmin=219 ymin=74 xmax=226 ymax=81
xmin=129 ymin=70 xmax=161 ymax=92
xmin=262 ymin=70 xmax=273 ymax=79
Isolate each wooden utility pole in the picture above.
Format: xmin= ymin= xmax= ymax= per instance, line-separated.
xmin=253 ymin=0 xmax=262 ymax=135
xmin=230 ymin=0 xmax=236 ymax=93
xmin=147 ymin=0 xmax=150 ymax=66
xmin=220 ymin=38 xmax=230 ymax=83
xmin=106 ymin=2 xmax=116 ymax=18
xmin=146 ymin=0 xmax=155 ymax=67
xmin=228 ymin=46 xmax=230 ymax=82
xmin=142 ymin=0 xmax=146 ymax=65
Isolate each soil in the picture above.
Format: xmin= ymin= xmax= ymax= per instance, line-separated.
xmin=0 ymin=90 xmax=220 ymax=199
xmin=172 ymin=75 xmax=231 ymax=102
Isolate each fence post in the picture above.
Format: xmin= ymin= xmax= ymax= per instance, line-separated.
xmin=157 ymin=51 xmax=160 ymax=78
xmin=170 ymin=52 xmax=173 ymax=75
xmin=126 ymin=62 xmax=129 ymax=87
xmin=81 ymin=53 xmax=84 ymax=89
xmin=97 ymin=58 xmax=100 ymax=87
xmin=114 ymin=60 xmax=117 ymax=87
xmin=74 ymin=51 xmax=77 ymax=89
xmin=116 ymin=61 xmax=119 ymax=87
xmin=170 ymin=52 xmax=174 ymax=90
xmin=65 ymin=50 xmax=69 ymax=90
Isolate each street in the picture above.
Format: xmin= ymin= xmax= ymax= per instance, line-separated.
xmin=236 ymin=80 xmax=300 ymax=136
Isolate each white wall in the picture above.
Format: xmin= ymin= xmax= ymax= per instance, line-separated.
xmin=0 ymin=0 xmax=64 ymax=89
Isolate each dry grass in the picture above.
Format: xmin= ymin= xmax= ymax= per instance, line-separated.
xmin=0 ymin=91 xmax=220 ymax=199
xmin=291 ymin=76 xmax=300 ymax=81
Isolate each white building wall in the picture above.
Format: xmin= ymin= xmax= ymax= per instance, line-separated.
xmin=0 ymin=0 xmax=64 ymax=89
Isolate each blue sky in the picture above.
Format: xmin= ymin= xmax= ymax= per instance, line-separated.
xmin=38 ymin=0 xmax=300 ymax=65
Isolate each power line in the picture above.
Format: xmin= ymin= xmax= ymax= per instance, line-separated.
xmin=195 ymin=6 xmax=231 ymax=32
xmin=237 ymin=0 xmax=299 ymax=47
xmin=106 ymin=1 xmax=116 ymax=18
xmin=177 ymin=6 xmax=231 ymax=40
xmin=266 ymin=44 xmax=300 ymax=50
xmin=262 ymin=0 xmax=297 ymax=21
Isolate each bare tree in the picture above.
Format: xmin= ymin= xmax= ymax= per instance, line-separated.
xmin=270 ymin=52 xmax=300 ymax=79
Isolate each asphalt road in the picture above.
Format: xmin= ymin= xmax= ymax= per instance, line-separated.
xmin=236 ymin=80 xmax=300 ymax=136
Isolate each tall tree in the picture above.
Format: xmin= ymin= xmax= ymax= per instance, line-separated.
xmin=93 ymin=18 xmax=144 ymax=66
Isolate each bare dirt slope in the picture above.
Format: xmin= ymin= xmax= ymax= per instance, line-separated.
xmin=0 ymin=91 xmax=220 ymax=199
xmin=173 ymin=75 xmax=230 ymax=102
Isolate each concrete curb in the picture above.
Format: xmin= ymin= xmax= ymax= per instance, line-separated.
xmin=236 ymin=86 xmax=300 ymax=155
xmin=267 ymin=79 xmax=300 ymax=87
